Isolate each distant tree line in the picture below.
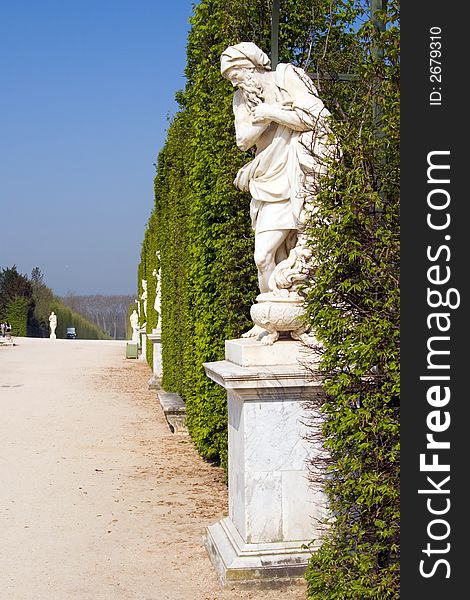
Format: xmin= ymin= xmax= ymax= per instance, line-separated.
xmin=0 ymin=266 xmax=113 ymax=340
xmin=61 ymin=293 xmax=134 ymax=340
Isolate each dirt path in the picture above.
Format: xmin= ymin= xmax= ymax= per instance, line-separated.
xmin=0 ymin=337 xmax=307 ymax=600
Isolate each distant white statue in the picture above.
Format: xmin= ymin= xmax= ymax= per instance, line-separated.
xmin=49 ymin=311 xmax=57 ymax=340
xmin=221 ymin=42 xmax=337 ymax=344
xmin=152 ymin=255 xmax=162 ymax=332
xmin=153 ymin=251 xmax=161 ymax=313
xmin=153 ymin=270 xmax=161 ymax=313
xmin=130 ymin=309 xmax=140 ymax=343
xmin=140 ymin=279 xmax=148 ymax=322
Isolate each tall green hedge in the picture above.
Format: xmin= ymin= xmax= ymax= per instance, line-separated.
xmin=5 ymin=296 xmax=30 ymax=336
xmin=137 ymin=211 xmax=160 ymax=367
xmin=154 ymin=111 xmax=190 ymax=391
xmin=303 ymin=2 xmax=400 ymax=598
xmin=138 ymin=0 xmax=318 ymax=471
xmin=139 ymin=4 xmax=399 ymax=595
xmin=0 ymin=266 xmax=34 ymax=333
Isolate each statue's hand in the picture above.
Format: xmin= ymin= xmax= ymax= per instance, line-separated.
xmin=252 ymin=103 xmax=275 ymax=123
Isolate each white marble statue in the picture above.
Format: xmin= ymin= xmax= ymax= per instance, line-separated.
xmin=153 ymin=270 xmax=161 ymax=313
xmin=48 ymin=311 xmax=57 ymax=339
xmin=151 ymin=251 xmax=162 ymax=334
xmin=153 ymin=252 xmax=161 ymax=313
xmin=152 ymin=269 xmax=162 ymax=333
xmin=140 ymin=279 xmax=148 ymax=321
xmin=221 ymin=42 xmax=337 ymax=344
xmin=130 ymin=309 xmax=140 ymax=343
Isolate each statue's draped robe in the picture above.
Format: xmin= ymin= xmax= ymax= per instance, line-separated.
xmin=233 ymin=63 xmax=333 ymax=234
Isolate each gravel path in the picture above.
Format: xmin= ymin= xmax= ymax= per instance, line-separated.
xmin=0 ymin=337 xmax=307 ymax=600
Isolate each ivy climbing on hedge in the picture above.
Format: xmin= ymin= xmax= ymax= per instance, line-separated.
xmin=302 ymin=2 xmax=400 ymax=598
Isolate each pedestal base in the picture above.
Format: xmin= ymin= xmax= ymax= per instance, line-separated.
xmin=139 ymin=332 xmax=147 ymax=361
xmin=157 ymin=391 xmax=188 ymax=433
xmin=147 ymin=375 xmax=160 ymax=390
xmin=147 ymin=330 xmax=162 ymax=389
xmin=205 ymin=517 xmax=313 ymax=588
xmin=203 ymin=338 xmax=327 ymax=588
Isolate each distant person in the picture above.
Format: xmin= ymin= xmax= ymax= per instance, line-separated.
xmin=4 ymin=322 xmax=12 ymax=338
xmin=0 ymin=322 xmax=4 ymax=337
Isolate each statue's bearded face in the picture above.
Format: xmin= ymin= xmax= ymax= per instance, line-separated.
xmin=227 ymin=66 xmax=264 ymax=110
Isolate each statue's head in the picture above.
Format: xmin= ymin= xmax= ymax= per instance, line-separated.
xmin=221 ymin=42 xmax=270 ymax=85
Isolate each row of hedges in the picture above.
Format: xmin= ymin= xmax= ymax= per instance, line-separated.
xmin=137 ymin=211 xmax=159 ymax=366
xmin=138 ymin=1 xmax=400 ymax=597
xmin=138 ymin=0 xmax=318 ymax=471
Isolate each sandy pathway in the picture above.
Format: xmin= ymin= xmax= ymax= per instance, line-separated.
xmin=0 ymin=337 xmax=307 ymax=600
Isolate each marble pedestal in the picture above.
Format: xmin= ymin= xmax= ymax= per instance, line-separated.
xmin=139 ymin=328 xmax=147 ymax=362
xmin=203 ymin=338 xmax=328 ymax=588
xmin=147 ymin=328 xmax=162 ymax=389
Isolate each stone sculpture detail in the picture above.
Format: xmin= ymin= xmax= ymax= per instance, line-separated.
xmin=221 ymin=42 xmax=336 ymax=344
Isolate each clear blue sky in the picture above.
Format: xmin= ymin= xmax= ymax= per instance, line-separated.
xmin=0 ymin=0 xmax=196 ymax=296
